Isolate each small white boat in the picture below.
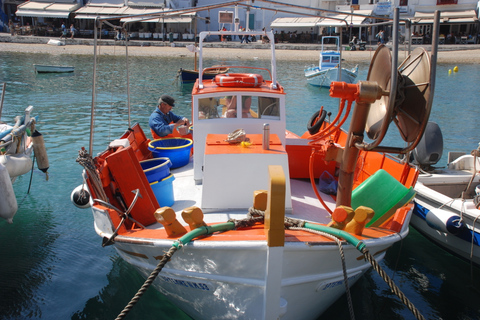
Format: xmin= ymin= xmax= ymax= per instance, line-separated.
xmin=0 ymin=102 xmax=49 ymax=223
xmin=410 ymin=122 xmax=480 ymax=267
xmin=34 ymin=64 xmax=74 ymax=73
xmin=304 ymin=36 xmax=358 ymax=87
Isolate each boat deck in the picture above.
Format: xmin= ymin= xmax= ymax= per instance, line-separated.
xmin=154 ymin=157 xmax=334 ymax=226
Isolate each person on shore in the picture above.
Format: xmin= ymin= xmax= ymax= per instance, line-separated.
xmin=241 ymin=27 xmax=250 ymax=44
xmin=60 ymin=23 xmax=67 ymax=39
xmin=376 ymin=30 xmax=384 ymax=45
xmin=8 ymin=20 xmax=14 ymax=36
xmin=70 ymin=24 xmax=76 ymax=39
xmin=149 ymin=94 xmax=190 ymax=138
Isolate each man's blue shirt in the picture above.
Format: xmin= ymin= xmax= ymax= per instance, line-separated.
xmin=149 ymin=108 xmax=183 ymax=137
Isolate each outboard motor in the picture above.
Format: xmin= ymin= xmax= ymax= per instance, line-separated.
xmin=412 ymin=122 xmax=443 ymax=171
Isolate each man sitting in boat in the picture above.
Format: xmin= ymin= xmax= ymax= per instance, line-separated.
xmin=224 ymin=96 xmax=257 ymax=118
xmin=149 ymin=94 xmax=190 ymax=138
xmin=242 ymin=96 xmax=256 ymax=118
xmin=224 ymin=96 xmax=237 ymax=118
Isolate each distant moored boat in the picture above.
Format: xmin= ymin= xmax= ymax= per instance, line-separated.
xmin=34 ymin=64 xmax=74 ymax=73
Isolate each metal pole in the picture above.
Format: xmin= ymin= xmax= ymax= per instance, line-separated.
xmin=89 ymin=18 xmax=99 ymax=155
xmin=0 ymin=82 xmax=6 ymax=121
xmin=125 ymin=25 xmax=131 ymax=128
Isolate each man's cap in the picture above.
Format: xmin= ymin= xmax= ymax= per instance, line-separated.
xmin=159 ymin=94 xmax=175 ymax=107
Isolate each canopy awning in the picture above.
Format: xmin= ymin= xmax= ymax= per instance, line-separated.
xmin=414 ymin=10 xmax=478 ymax=24
xmin=316 ymin=10 xmax=373 ymax=27
xmin=74 ymin=6 xmax=128 ymax=19
xmin=75 ymin=6 xmax=194 ymax=23
xmin=120 ymin=14 xmax=194 ymax=24
xmin=16 ymin=1 xmax=80 ymax=18
xmin=270 ymin=17 xmax=322 ymax=28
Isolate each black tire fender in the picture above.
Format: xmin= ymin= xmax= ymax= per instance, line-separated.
xmin=307 ymin=109 xmax=327 ymax=135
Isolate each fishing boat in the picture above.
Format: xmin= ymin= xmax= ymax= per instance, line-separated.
xmin=177 ymin=44 xmax=229 ymax=84
xmin=304 ymin=36 xmax=358 ymax=87
xmin=0 ymin=87 xmax=49 ymax=223
xmin=178 ymin=66 xmax=229 ymax=84
xmin=34 ymin=64 xmax=74 ymax=73
xmin=409 ymin=122 xmax=480 ymax=267
xmin=72 ymin=5 xmax=440 ymax=319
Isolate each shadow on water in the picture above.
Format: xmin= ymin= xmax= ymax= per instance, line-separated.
xmin=72 ymin=257 xmax=191 ymax=320
xmin=319 ymin=227 xmax=480 ymax=320
xmin=0 ymin=192 xmax=57 ymax=319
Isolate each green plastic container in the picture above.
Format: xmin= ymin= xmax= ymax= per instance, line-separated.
xmin=351 ymin=169 xmax=415 ymax=227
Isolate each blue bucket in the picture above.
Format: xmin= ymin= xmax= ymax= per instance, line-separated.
xmin=140 ymin=157 xmax=171 ymax=183
xmin=148 ymin=138 xmax=193 ymax=169
xmin=150 ymin=174 xmax=175 ymax=207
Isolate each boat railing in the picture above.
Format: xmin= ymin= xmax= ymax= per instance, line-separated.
xmin=321 ymin=36 xmax=340 ymax=53
xmin=198 ymin=30 xmax=277 ymax=89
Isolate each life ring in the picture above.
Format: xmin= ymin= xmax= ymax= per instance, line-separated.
xmin=307 ymin=109 xmax=327 ymax=135
xmin=214 ymin=73 xmax=264 ymax=87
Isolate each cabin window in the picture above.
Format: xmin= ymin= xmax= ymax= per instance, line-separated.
xmin=258 ymin=97 xmax=280 ymax=120
xmin=322 ymin=56 xmax=330 ymax=63
xmin=197 ymin=96 xmax=279 ymax=120
xmin=224 ymin=96 xmax=237 ymax=118
xmin=198 ymin=97 xmax=221 ymax=119
xmin=331 ymin=56 xmax=340 ymax=64
xmin=242 ymin=96 xmax=257 ymax=118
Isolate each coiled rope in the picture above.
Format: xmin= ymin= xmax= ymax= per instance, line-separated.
xmin=76 ymin=147 xmax=108 ymax=201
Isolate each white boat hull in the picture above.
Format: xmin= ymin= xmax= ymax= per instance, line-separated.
xmin=0 ymin=153 xmax=33 ymax=178
xmin=0 ymin=162 xmax=17 ymax=223
xmin=411 ymin=171 xmax=480 ymax=267
xmin=304 ymin=66 xmax=358 ymax=87
xmin=95 ymin=215 xmax=406 ymax=319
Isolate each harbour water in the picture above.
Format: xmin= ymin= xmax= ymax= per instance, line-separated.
xmin=1 ymin=49 xmax=480 ymax=320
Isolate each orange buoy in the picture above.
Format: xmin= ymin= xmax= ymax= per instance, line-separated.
xmin=214 ymin=73 xmax=264 ymax=87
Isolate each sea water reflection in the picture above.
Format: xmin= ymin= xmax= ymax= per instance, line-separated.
xmin=0 ymin=51 xmax=479 ymax=319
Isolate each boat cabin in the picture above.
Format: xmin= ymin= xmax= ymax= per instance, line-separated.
xmin=191 ymin=71 xmax=290 ymax=211
xmin=319 ymin=36 xmax=341 ymax=70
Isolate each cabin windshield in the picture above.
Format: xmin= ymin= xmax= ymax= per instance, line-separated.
xmin=198 ymin=95 xmax=280 ymax=120
xmin=322 ymin=55 xmax=339 ymax=64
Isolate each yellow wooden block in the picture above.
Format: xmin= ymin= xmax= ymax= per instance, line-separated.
xmin=253 ymin=190 xmax=268 ymax=211
xmin=265 ymin=166 xmax=286 ymax=247
xmin=154 ymin=207 xmax=187 ymax=237
xmin=327 ymin=205 xmax=355 ymax=230
xmin=182 ymin=206 xmax=207 ymax=231
xmin=345 ymin=206 xmax=375 ymax=235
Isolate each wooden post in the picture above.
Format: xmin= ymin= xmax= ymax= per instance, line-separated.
xmin=264 ymin=165 xmax=286 ymax=319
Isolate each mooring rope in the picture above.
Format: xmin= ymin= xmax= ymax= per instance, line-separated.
xmin=361 ymin=248 xmax=425 ymax=320
xmin=115 ymin=246 xmax=178 ymax=320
